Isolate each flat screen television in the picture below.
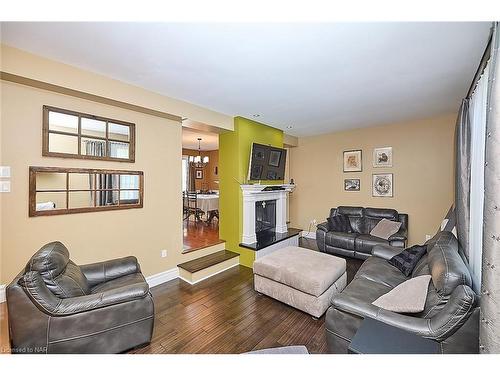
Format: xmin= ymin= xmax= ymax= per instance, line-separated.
xmin=247 ymin=143 xmax=287 ymax=181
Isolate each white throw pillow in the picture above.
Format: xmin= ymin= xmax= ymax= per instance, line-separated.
xmin=372 ymin=275 xmax=432 ymax=313
xmin=370 ymin=218 xmax=402 ymax=240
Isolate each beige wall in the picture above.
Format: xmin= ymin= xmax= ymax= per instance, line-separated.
xmin=0 ymin=81 xmax=219 ymax=284
xmin=289 ymin=114 xmax=456 ymax=245
xmin=1 ymin=45 xmax=234 ymax=131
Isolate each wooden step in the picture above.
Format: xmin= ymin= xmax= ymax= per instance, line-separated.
xmin=177 ymin=250 xmax=240 ymax=284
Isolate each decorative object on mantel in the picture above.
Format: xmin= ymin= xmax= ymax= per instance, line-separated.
xmin=195 ymin=169 xmax=203 ymax=179
xmin=373 ymin=173 xmax=393 ymax=197
xmin=188 ymin=138 xmax=209 ymax=168
xmin=373 ymin=147 xmax=393 ymax=167
xmin=344 ymin=178 xmax=360 ymax=191
xmin=343 ymin=150 xmax=362 ymax=172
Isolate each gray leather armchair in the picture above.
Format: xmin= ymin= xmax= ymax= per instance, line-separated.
xmin=6 ymin=241 xmax=154 ymax=354
xmin=325 ymin=231 xmax=479 ymax=354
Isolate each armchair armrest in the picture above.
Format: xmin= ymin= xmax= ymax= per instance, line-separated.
xmin=375 ymin=285 xmax=477 ymax=341
xmin=316 ymin=221 xmax=329 ymax=232
xmin=21 ymin=271 xmax=149 ymax=316
xmin=371 ymin=244 xmax=403 ymax=260
xmin=80 ymin=256 xmax=140 ymax=287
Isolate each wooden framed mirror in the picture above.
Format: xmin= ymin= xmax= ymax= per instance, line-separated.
xmin=42 ymin=106 xmax=136 ymax=162
xmin=29 ymin=166 xmax=143 ymax=216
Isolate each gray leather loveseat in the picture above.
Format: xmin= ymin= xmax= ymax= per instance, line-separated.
xmin=317 ymin=206 xmax=408 ymax=260
xmin=325 ymin=231 xmax=479 ymax=354
xmin=6 ymin=241 xmax=154 ymax=353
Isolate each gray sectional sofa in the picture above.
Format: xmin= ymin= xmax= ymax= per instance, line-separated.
xmin=325 ymin=231 xmax=479 ymax=354
xmin=316 ymin=206 xmax=408 ymax=260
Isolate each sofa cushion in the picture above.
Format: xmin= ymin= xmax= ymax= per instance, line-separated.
xmin=24 ymin=241 xmax=91 ymax=298
xmin=372 ymin=275 xmax=432 ymax=313
xmin=354 ymin=234 xmax=388 ymax=254
xmin=370 ymin=219 xmax=402 ymax=240
xmin=331 ymin=276 xmax=392 ymax=318
xmin=253 ymin=246 xmax=346 ymax=297
xmin=355 ymin=256 xmax=408 ymax=288
xmin=91 ymin=272 xmax=147 ymax=294
xmin=326 ymin=231 xmax=358 ymax=250
xmin=327 ymin=215 xmax=352 ymax=233
xmin=426 ymin=232 xmax=472 ymax=297
xmin=388 ymin=245 xmax=427 ymax=277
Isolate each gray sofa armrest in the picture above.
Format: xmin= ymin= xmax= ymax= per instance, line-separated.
xmin=80 ymin=256 xmax=140 ymax=287
xmin=371 ymin=244 xmax=403 ymax=260
xmin=21 ymin=271 xmax=149 ymax=316
xmin=316 ymin=221 xmax=329 ymax=232
xmin=375 ymin=285 xmax=477 ymax=341
xmin=388 ymin=227 xmax=408 ymax=242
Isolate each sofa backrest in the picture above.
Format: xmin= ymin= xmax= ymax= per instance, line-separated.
xmin=21 ymin=241 xmax=90 ymax=298
xmin=364 ymin=207 xmax=398 ymax=234
xmin=412 ymin=231 xmax=472 ymax=318
xmin=333 ymin=206 xmax=366 ymax=233
xmin=330 ymin=206 xmax=407 ymax=235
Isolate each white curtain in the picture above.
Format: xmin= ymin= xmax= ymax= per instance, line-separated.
xmin=469 ymin=61 xmax=490 ymax=292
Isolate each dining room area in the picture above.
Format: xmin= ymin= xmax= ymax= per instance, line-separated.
xmin=182 ymin=128 xmax=223 ymax=252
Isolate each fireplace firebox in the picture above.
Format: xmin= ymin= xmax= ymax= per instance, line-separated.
xmin=255 ymin=199 xmax=276 ymax=235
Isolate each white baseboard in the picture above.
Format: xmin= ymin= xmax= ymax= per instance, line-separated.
xmin=301 ymin=231 xmax=317 ymax=240
xmin=179 ymin=262 xmax=239 ymax=285
xmin=145 ymin=268 xmax=179 ymax=288
xmin=0 ymin=284 xmax=6 ymax=303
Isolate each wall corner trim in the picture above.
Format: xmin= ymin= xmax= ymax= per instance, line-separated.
xmin=0 ymin=285 xmax=6 ymax=303
xmin=145 ymin=268 xmax=179 ymax=288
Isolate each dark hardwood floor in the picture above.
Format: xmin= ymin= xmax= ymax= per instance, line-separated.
xmin=0 ymin=237 xmax=363 ymax=354
xmin=183 ymin=219 xmax=223 ymax=252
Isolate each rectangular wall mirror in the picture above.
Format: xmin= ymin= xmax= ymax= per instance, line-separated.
xmin=29 ymin=166 xmax=143 ymax=216
xmin=42 ymin=106 xmax=136 ymax=162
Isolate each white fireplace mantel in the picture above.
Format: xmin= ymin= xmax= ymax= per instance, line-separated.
xmin=240 ymin=184 xmax=296 ymax=245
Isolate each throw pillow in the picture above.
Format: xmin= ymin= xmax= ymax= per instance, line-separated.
xmin=370 ymin=218 xmax=402 ymax=240
xmin=388 ymin=245 xmax=427 ymax=277
xmin=327 ymin=214 xmax=352 ymax=233
xmin=372 ymin=275 xmax=432 ymax=313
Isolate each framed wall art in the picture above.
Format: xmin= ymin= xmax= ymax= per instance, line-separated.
xmin=372 ymin=173 xmax=393 ymax=197
xmin=344 ymin=179 xmax=360 ymax=191
xmin=343 ymin=150 xmax=362 ymax=172
xmin=373 ymin=147 xmax=393 ymax=167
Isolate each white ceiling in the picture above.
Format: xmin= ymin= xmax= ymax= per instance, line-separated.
xmin=182 ymin=128 xmax=218 ymax=151
xmin=0 ymin=22 xmax=491 ymax=136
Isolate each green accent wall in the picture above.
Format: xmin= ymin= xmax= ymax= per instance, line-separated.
xmin=219 ymin=116 xmax=284 ymax=267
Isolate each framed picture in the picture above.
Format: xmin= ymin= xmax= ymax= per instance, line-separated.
xmin=372 ymin=173 xmax=393 ymax=197
xmin=343 ymin=150 xmax=362 ymax=172
xmin=373 ymin=147 xmax=393 ymax=167
xmin=344 ymin=179 xmax=360 ymax=191
xmin=195 ymin=169 xmax=204 ymax=179
xmin=268 ymin=150 xmax=282 ymax=167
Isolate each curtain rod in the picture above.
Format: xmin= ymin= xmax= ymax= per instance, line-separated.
xmin=466 ymin=24 xmax=494 ymax=99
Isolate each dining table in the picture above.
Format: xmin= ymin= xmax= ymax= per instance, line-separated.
xmin=196 ymin=194 xmax=219 ymax=223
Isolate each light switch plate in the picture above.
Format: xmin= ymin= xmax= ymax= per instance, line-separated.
xmin=0 ymin=166 xmax=11 ymax=178
xmin=0 ymin=181 xmax=11 ymax=193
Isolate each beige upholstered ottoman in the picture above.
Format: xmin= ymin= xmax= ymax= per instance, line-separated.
xmin=253 ymin=246 xmax=347 ymax=318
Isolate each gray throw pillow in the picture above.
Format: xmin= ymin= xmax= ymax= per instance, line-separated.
xmin=370 ymin=218 xmax=401 ymax=240
xmin=372 ymin=275 xmax=431 ymax=313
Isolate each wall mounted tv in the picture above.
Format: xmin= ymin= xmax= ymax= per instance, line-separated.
xmin=247 ymin=143 xmax=287 ymax=181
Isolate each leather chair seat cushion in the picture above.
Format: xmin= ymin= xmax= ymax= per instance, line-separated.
xmin=325 ymin=231 xmax=358 ymax=251
xmin=355 ymin=256 xmax=408 ymax=288
xmin=91 ymin=272 xmax=148 ymax=294
xmin=354 ymin=234 xmax=389 ymax=254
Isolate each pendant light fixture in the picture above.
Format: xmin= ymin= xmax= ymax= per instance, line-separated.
xmin=188 ymin=138 xmax=209 ymax=167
